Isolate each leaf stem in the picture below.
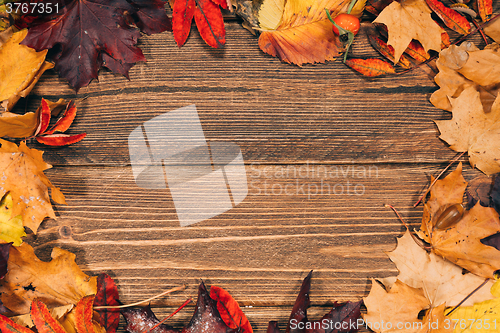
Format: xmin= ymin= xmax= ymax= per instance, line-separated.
xmin=445 ymin=278 xmax=490 ymax=316
xmin=141 ymin=298 xmax=192 ymax=333
xmin=384 ymin=204 xmax=431 ymax=250
xmin=93 ymin=285 xmax=186 ymax=309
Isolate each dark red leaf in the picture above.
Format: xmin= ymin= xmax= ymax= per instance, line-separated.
xmin=35 ymin=133 xmax=87 ymax=146
xmin=345 ymin=58 xmax=395 ymax=77
xmin=194 ymin=0 xmax=225 ymax=48
xmin=21 ymin=0 xmax=162 ymax=91
xmin=95 ymin=273 xmax=120 ymax=333
xmin=425 ymin=0 xmax=470 ymax=34
xmin=0 ymin=243 xmax=11 ymax=280
xmin=210 ymin=0 xmax=228 ymax=9
xmin=184 ymin=282 xmax=238 ymax=333
xmin=127 ymin=0 xmax=172 ymax=35
xmin=481 ymin=233 xmax=500 ymax=251
xmin=267 ymin=322 xmax=281 ymax=333
xmin=287 ymin=271 xmax=311 ymax=333
xmin=122 ymin=305 xmax=179 ymax=333
xmin=172 ymin=0 xmax=196 ymax=47
xmin=210 ymin=286 xmax=253 ymax=333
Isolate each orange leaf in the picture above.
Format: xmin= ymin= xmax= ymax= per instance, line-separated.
xmin=477 ymin=0 xmax=492 ymax=22
xmin=31 ymin=299 xmax=67 ymax=333
xmin=441 ymin=30 xmax=451 ymax=49
xmin=405 ymin=40 xmax=430 ymax=62
xmin=369 ymin=35 xmax=412 ymax=68
xmin=345 ymin=58 xmax=396 ymax=76
xmin=45 ymin=101 xmax=78 ymax=135
xmin=34 ymin=99 xmax=51 ymax=137
xmin=36 ymin=133 xmax=87 ymax=147
xmin=425 ymin=0 xmax=470 ymax=34
xmin=0 ymin=314 xmax=35 ymax=333
xmin=194 ymin=0 xmax=225 ymax=48
xmin=75 ymin=296 xmax=95 ymax=333
xmin=172 ymin=0 xmax=196 ymax=47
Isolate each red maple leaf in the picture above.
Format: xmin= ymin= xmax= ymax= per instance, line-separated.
xmin=20 ymin=0 xmax=171 ymax=91
xmin=172 ymin=0 xmax=226 ymax=48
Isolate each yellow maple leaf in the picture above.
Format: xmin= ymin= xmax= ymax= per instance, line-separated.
xmin=0 ymin=139 xmax=66 ymax=234
xmin=373 ymin=0 xmax=442 ymax=63
xmin=0 ymin=243 xmax=97 ymax=315
xmin=447 ymin=279 xmax=500 ymax=333
xmin=258 ymin=0 xmax=350 ymax=66
xmin=0 ymin=29 xmax=54 ymax=111
xmin=0 ymin=193 xmax=26 ymax=246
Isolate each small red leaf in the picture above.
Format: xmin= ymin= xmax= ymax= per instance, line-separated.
xmin=425 ymin=0 xmax=470 ymax=34
xmin=45 ymin=101 xmax=77 ymax=135
xmin=345 ymin=58 xmax=396 ymax=77
xmin=173 ymin=0 xmax=196 ymax=47
xmin=95 ymin=273 xmax=120 ymax=333
xmin=194 ymin=0 xmax=225 ymax=48
xmin=31 ymin=300 xmax=67 ymax=333
xmin=34 ymin=99 xmax=52 ymax=137
xmin=477 ymin=0 xmax=492 ymax=22
xmin=210 ymin=286 xmax=253 ymax=333
xmin=75 ymin=296 xmax=95 ymax=333
xmin=0 ymin=314 xmax=35 ymax=333
xmin=35 ymin=133 xmax=87 ymax=146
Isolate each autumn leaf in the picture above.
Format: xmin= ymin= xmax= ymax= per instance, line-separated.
xmin=434 ymin=87 xmax=500 ymax=176
xmin=430 ymin=42 xmax=500 ymax=113
xmin=345 ymin=58 xmax=396 ymax=76
xmin=31 ymin=299 xmax=67 ymax=333
xmin=0 ymin=312 xmax=35 ymax=333
xmin=0 ymin=242 xmax=10 ymax=279
xmin=267 ymin=271 xmax=362 ymax=333
xmin=363 ymin=279 xmax=429 ymax=333
xmin=368 ymin=35 xmax=412 ymax=68
xmin=257 ymin=0 xmax=285 ymax=31
xmin=0 ymin=242 xmax=97 ymax=315
xmin=447 ymin=278 xmax=500 ymax=332
xmin=94 ymin=273 xmax=120 ymax=333
xmin=210 ymin=286 xmax=253 ymax=333
xmin=21 ymin=0 xmax=171 ymax=91
xmin=0 ymin=139 xmax=66 ymax=233
xmin=424 ymin=0 xmax=470 ymax=35
xmin=383 ymin=230 xmax=495 ymax=307
xmin=0 ymin=29 xmax=53 ymax=111
xmin=58 ymin=296 xmax=106 ymax=333
xmin=258 ymin=0 xmax=350 ymax=66
xmin=0 ymin=193 xmax=26 ymax=246
xmin=373 ymin=0 xmax=442 ymax=62
xmin=416 ymin=163 xmax=500 ymax=278
xmin=172 ymin=0 xmax=225 ymax=48
xmin=477 ymin=0 xmax=492 ymax=22
xmin=122 ymin=305 xmax=179 ymax=333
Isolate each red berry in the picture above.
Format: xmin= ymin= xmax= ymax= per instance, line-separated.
xmin=332 ymin=13 xmax=360 ymax=35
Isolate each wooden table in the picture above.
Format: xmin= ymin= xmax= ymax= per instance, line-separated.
xmin=17 ymin=11 xmax=488 ymax=333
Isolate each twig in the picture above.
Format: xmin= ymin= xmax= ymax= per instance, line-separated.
xmin=141 ymin=299 xmax=192 ymax=333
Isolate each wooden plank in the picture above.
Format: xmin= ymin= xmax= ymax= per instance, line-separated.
xmin=31 ymin=163 xmax=482 ymax=308
xmin=17 ymin=22 xmax=476 ymax=166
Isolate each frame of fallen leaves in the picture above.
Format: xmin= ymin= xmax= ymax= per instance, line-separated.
xmin=0 ymin=0 xmax=500 ymax=332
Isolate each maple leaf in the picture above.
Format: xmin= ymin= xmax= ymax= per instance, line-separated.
xmin=383 ymin=230 xmax=495 ymax=308
xmin=373 ymin=0 xmax=442 ymax=63
xmin=267 ymin=271 xmax=362 ymax=333
xmin=417 ymin=163 xmax=500 ymax=279
xmin=257 ymin=0 xmax=351 ymax=66
xmin=434 ymin=87 xmax=500 ymax=176
xmin=0 ymin=193 xmax=26 ymax=246
xmin=0 ymin=139 xmax=66 ymax=233
xmin=94 ymin=273 xmax=120 ymax=333
xmin=172 ymin=0 xmax=226 ymax=48
xmin=0 ymin=242 xmax=97 ymax=315
xmin=0 ymin=29 xmax=54 ymax=111
xmin=21 ymin=0 xmax=171 ymax=91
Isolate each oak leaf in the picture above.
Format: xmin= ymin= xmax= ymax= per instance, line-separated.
xmin=258 ymin=0 xmax=351 ymax=66
xmin=0 ymin=193 xmax=25 ymax=246
xmin=0 ymin=29 xmax=53 ymax=111
xmin=417 ymin=163 xmax=500 ymax=278
xmin=0 ymin=242 xmax=97 ymax=315
xmin=0 ymin=139 xmax=66 ymax=233
xmin=434 ymin=87 xmax=500 ymax=176
xmin=21 ymin=0 xmax=171 ymax=91
xmin=373 ymin=0 xmax=442 ymax=62
xmin=383 ymin=230 xmax=495 ymax=307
